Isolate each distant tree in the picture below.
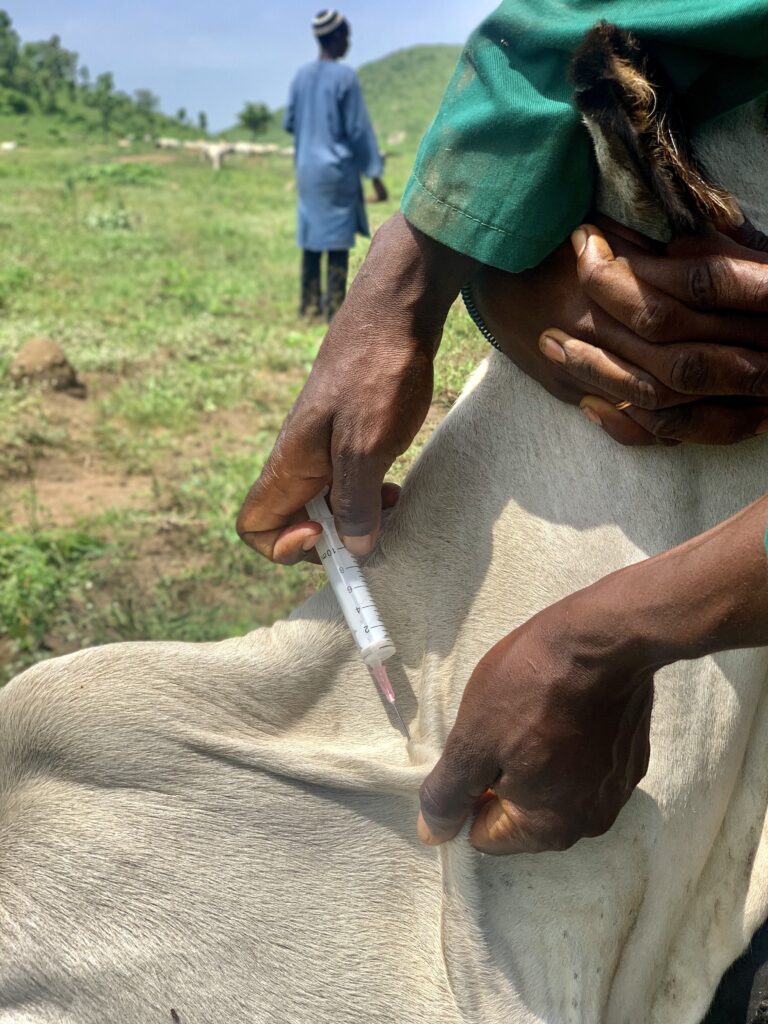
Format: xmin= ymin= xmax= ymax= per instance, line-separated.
xmin=237 ymin=101 xmax=271 ymax=139
xmin=91 ymin=71 xmax=115 ymax=137
xmin=131 ymin=88 xmax=158 ymax=134
xmin=134 ymin=88 xmax=158 ymax=114
xmin=20 ymin=35 xmax=78 ymax=111
xmin=176 ymin=106 xmax=187 ymax=124
xmin=0 ymin=10 xmax=20 ymax=89
xmin=197 ymin=111 xmax=207 ymax=133
xmin=0 ymin=12 xmax=199 ymax=142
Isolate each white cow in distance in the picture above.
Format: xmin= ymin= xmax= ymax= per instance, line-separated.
xmin=202 ymin=141 xmax=235 ymax=171
xmin=2 ymin=43 xmax=768 ymax=1024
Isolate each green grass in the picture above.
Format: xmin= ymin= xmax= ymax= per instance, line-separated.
xmin=0 ymin=109 xmax=484 ymax=685
xmin=0 ymin=529 xmax=105 ymax=655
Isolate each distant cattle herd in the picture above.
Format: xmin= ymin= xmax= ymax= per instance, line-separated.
xmin=0 ymin=137 xmax=293 ymax=171
xmin=155 ymin=137 xmax=294 ymax=170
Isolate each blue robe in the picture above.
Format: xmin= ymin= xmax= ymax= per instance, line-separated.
xmin=284 ymin=60 xmax=383 ymax=252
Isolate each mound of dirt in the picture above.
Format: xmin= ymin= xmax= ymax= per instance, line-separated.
xmin=10 ymin=337 xmax=86 ymax=397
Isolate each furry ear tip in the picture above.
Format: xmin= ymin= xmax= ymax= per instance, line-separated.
xmin=576 ymin=20 xmax=629 ymax=52
xmin=571 ymin=21 xmax=631 ymax=89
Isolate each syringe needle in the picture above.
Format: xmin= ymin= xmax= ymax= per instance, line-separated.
xmin=368 ymin=662 xmax=410 ymax=740
xmin=390 ymin=700 xmax=411 ymax=741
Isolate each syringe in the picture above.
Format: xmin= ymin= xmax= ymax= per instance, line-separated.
xmin=305 ymin=491 xmax=410 ymax=740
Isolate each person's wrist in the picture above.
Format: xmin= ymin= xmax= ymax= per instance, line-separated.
xmin=563 ymin=563 xmax=686 ymax=677
xmin=579 ymin=548 xmax=736 ymax=672
xmin=365 ymin=213 xmax=476 ymax=340
xmin=326 ymin=267 xmax=442 ymax=363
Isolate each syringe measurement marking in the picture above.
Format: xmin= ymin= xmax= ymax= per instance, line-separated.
xmin=315 ymin=536 xmax=389 ymax=636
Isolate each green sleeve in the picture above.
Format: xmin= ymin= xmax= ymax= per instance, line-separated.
xmin=401 ymin=0 xmax=768 ymax=273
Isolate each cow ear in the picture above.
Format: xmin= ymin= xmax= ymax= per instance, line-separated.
xmin=571 ymin=20 xmax=741 ymax=236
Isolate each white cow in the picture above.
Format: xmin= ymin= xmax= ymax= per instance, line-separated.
xmin=2 ymin=52 xmax=768 ymax=1024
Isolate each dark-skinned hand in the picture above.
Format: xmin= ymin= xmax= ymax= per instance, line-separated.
xmin=236 ymin=214 xmax=476 ymax=563
xmin=418 ymin=491 xmax=768 ymax=854
xmin=471 ymin=216 xmax=768 ymax=446
xmin=417 ymin=585 xmax=655 ymax=854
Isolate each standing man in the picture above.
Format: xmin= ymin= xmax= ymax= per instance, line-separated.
xmin=285 ymin=10 xmax=388 ymax=321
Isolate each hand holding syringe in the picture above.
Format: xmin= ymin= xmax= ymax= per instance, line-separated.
xmin=305 ymin=491 xmax=410 ymax=739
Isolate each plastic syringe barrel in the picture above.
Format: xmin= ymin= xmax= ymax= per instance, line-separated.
xmin=305 ymin=494 xmax=396 ymax=667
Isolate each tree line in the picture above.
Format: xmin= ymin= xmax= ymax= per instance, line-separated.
xmin=0 ymin=10 xmax=273 ymax=140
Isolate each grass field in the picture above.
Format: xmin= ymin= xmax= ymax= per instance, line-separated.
xmin=0 ymin=128 xmax=484 ymax=685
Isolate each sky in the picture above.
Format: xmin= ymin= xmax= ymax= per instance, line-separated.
xmin=10 ymin=1 xmax=494 ymax=131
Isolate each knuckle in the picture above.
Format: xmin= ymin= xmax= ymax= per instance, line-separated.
xmin=329 ymin=492 xmax=365 ymax=525
xmin=562 ymin=345 xmax=604 ymax=388
xmin=334 ymin=433 xmax=387 ymax=465
xmin=739 ymin=357 xmax=768 ymax=397
xmin=668 ymin=349 xmax=710 ymax=393
xmin=332 ymin=441 xmax=365 ymax=466
xmin=579 ymin=254 xmax=608 ymax=293
xmin=630 ymin=296 xmax=671 ymax=342
xmin=625 ymin=374 xmax=660 ymax=410
xmin=563 ymin=343 xmax=659 ymax=409
xmin=686 ymin=259 xmax=719 ymax=310
xmin=741 ymin=276 xmax=768 ymax=311
xmin=647 ymin=405 xmax=693 ymax=438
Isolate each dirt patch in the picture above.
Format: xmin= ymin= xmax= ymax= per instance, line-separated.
xmin=2 ymin=369 xmax=155 ymax=526
xmin=0 ymin=399 xmax=263 ymax=530
xmin=0 ymin=369 xmax=122 ymax=481
xmin=1 ymin=382 xmax=452 ymax=532
xmin=4 ymin=461 xmax=154 ymax=528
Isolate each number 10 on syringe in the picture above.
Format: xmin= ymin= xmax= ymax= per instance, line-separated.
xmin=305 ymin=492 xmax=409 ymax=739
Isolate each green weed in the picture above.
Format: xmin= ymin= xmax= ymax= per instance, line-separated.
xmin=0 ymin=528 xmax=105 ymax=655
xmin=0 ymin=264 xmax=32 ymax=308
xmin=72 ymin=162 xmax=161 ymax=187
xmin=83 ymin=204 xmax=136 ymax=230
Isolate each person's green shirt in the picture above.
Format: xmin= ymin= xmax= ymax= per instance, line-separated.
xmin=401 ymin=0 xmax=768 ymax=273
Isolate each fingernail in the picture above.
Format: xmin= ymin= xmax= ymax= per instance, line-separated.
xmin=581 ymin=404 xmax=603 ymax=427
xmin=301 ymin=534 xmax=319 ymax=552
xmin=341 ymin=533 xmax=374 ymax=556
xmin=756 ymin=419 xmax=768 ymax=435
xmin=571 ymin=227 xmax=588 ymax=258
xmin=539 ymin=334 xmax=566 ymax=365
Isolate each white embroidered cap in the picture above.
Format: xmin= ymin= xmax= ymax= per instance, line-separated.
xmin=312 ymin=9 xmax=346 ymax=38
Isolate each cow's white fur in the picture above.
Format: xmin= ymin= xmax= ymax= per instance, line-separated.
xmin=1 ymin=105 xmax=768 ymax=1024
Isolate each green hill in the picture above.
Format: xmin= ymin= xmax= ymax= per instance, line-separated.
xmin=358 ymin=44 xmax=461 ymax=142
xmin=229 ymin=44 xmax=462 ymax=150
